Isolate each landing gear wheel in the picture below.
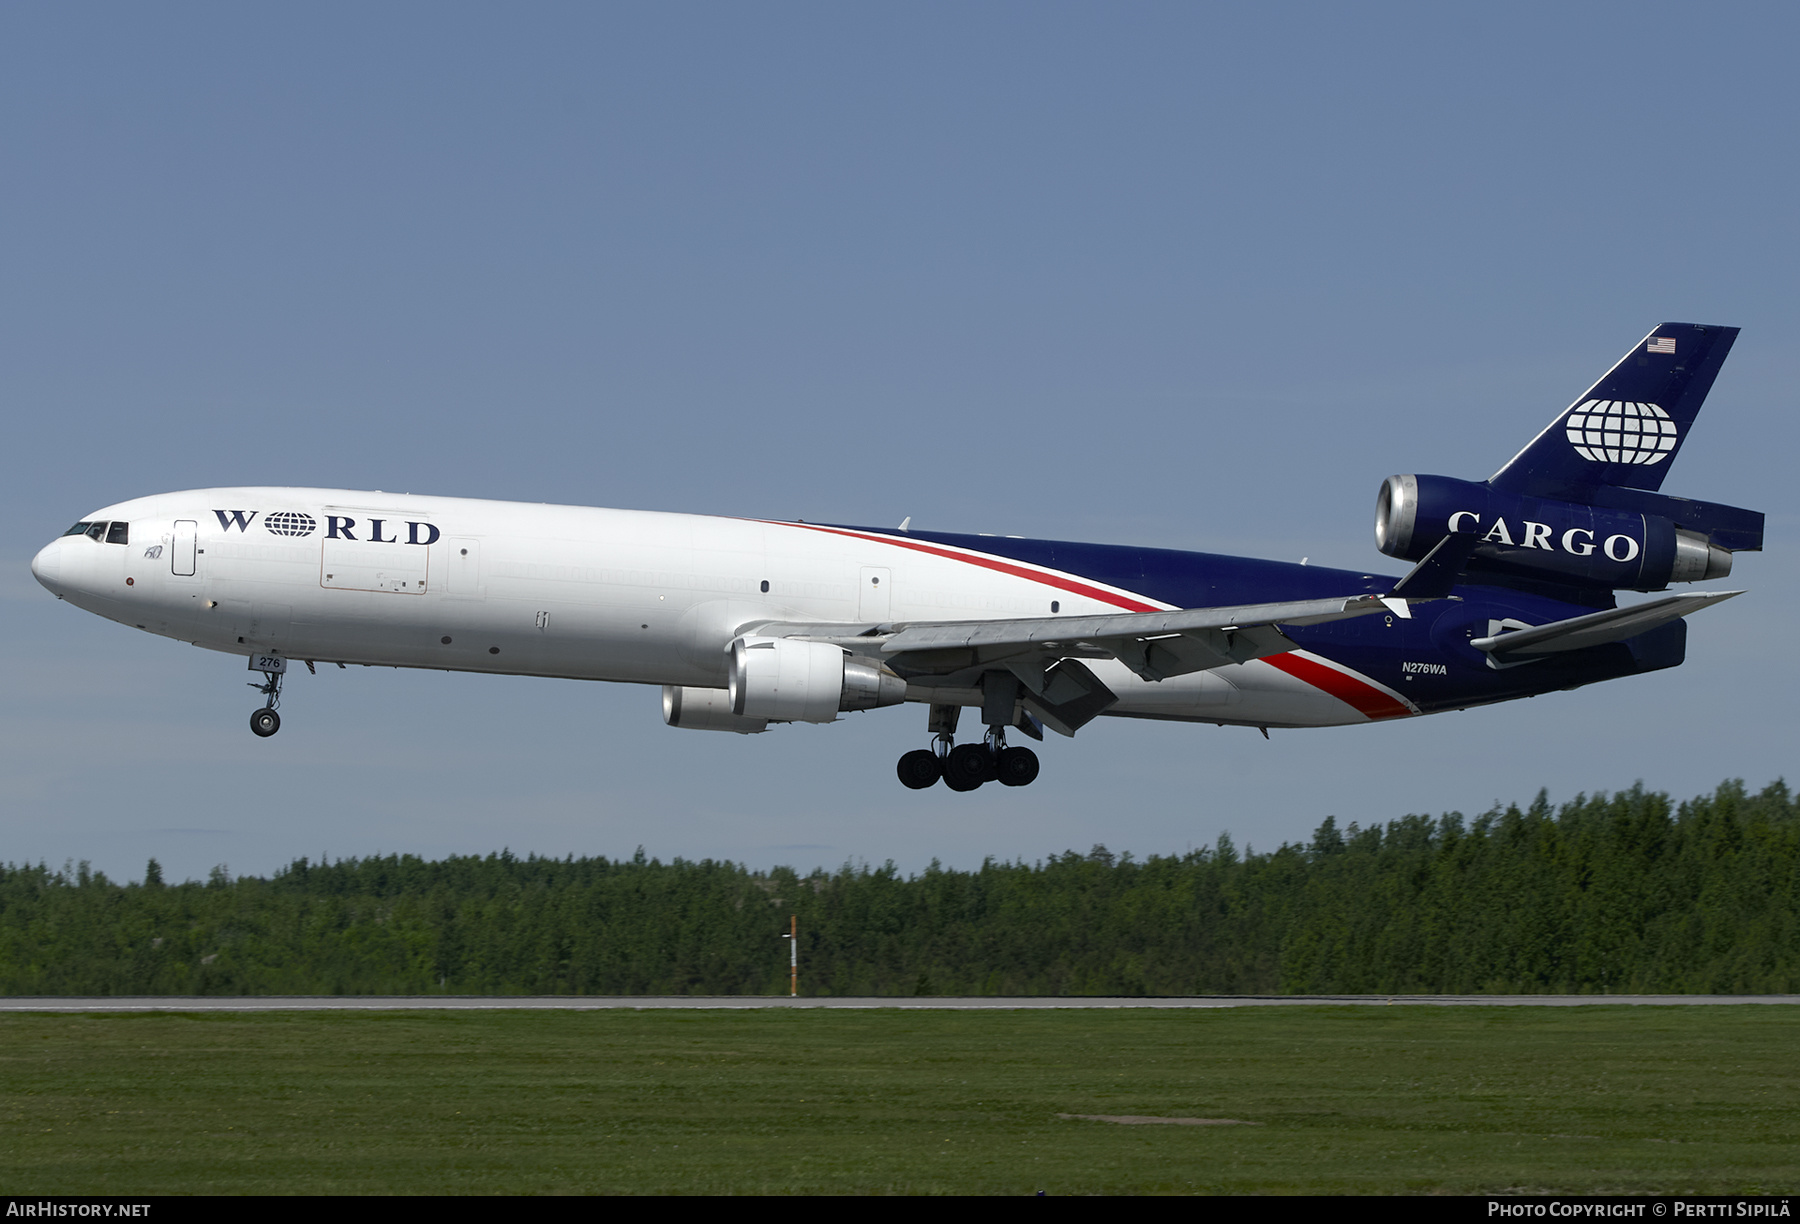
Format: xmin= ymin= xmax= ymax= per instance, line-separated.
xmin=946 ymin=743 xmax=993 ymax=790
xmin=249 ymin=708 xmax=281 ymax=738
xmin=897 ymin=749 xmax=942 ymax=790
xmin=997 ymin=745 xmax=1040 ymax=787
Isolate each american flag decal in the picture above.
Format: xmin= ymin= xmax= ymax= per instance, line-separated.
xmin=1647 ymin=337 xmax=1677 ymax=354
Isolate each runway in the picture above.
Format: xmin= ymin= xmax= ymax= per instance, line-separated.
xmin=3 ymin=994 xmax=1797 ymax=1011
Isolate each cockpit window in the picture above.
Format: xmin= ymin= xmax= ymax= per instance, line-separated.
xmin=63 ymin=522 xmax=94 ymax=537
xmin=106 ymin=521 xmax=130 ymax=545
xmin=84 ymin=522 xmax=108 ymax=541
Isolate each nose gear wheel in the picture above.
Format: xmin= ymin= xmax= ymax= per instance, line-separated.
xmin=248 ymin=660 xmax=285 ymax=737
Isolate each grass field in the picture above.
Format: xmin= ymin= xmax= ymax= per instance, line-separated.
xmin=1 ymin=1006 xmax=1795 ymax=1194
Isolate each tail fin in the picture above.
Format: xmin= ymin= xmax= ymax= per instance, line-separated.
xmin=1488 ymin=323 xmax=1738 ymax=498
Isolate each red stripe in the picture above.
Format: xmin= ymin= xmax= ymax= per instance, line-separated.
xmin=1261 ymin=652 xmax=1414 ymax=721
xmin=771 ymin=522 xmax=1159 ymax=612
xmin=774 ymin=521 xmax=1413 ymax=721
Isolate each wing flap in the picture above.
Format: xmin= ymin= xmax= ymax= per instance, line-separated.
xmin=1097 ymin=623 xmax=1296 ymax=682
xmin=1017 ymin=659 xmax=1118 ymax=736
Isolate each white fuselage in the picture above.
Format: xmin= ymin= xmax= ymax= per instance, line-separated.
xmin=31 ymin=487 xmax=1397 ymax=730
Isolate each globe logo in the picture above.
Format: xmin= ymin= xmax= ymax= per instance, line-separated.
xmin=1565 ymin=400 xmax=1679 ymax=466
xmin=264 ymin=511 xmax=317 ymax=538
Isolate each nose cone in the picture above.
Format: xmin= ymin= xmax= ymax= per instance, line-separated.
xmin=31 ymin=538 xmax=66 ymax=595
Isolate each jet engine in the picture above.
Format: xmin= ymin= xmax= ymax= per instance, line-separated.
xmin=727 ymin=636 xmax=907 ymax=724
xmin=1374 ymin=473 xmax=1751 ymax=592
xmin=663 ymin=685 xmax=768 ymax=734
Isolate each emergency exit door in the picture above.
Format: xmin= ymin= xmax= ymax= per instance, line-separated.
xmin=859 ymin=567 xmax=891 ymax=622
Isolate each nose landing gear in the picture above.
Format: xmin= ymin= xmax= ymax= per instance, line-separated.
xmin=247 ymin=654 xmax=286 ymax=738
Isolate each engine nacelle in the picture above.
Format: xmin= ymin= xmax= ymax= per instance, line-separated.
xmin=663 ymin=685 xmax=768 ymax=734
xmin=728 ymin=636 xmax=907 ymax=723
xmin=1376 ymin=473 xmax=1733 ymax=592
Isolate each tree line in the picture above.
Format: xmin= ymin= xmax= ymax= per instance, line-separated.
xmin=2 ymin=779 xmax=1795 ymax=995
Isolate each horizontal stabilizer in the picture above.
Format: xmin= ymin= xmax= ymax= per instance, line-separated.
xmin=1471 ymin=590 xmax=1740 ymax=658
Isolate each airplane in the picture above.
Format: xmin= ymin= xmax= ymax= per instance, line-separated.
xmin=31 ymin=322 xmax=1762 ymax=792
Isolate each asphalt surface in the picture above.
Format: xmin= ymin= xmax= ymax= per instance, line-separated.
xmin=3 ymin=995 xmax=1797 ymax=1011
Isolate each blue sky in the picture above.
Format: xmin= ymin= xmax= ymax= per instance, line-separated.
xmin=3 ymin=3 xmax=1794 ymax=884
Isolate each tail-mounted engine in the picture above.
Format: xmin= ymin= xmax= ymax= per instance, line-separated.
xmin=1376 ymin=474 xmax=1760 ymax=592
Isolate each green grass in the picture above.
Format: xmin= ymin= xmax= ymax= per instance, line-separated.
xmin=1 ymin=1007 xmax=1795 ymax=1194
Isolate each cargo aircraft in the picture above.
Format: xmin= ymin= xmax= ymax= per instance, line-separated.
xmin=32 ymin=323 xmax=1761 ymax=791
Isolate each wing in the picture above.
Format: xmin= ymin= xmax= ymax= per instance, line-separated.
xmin=753 ymin=593 xmax=1392 ymax=678
xmin=736 ymin=541 xmax=1489 ymax=735
xmin=881 ymin=593 xmax=1396 ymax=676
xmin=742 ymin=592 xmax=1397 ymax=736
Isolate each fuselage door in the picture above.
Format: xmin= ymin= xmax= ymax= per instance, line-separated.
xmin=441 ymin=537 xmax=484 ymax=598
xmin=319 ymin=508 xmax=430 ymax=594
xmin=172 ymin=520 xmax=197 ymax=576
xmin=859 ymin=566 xmax=891 ymax=622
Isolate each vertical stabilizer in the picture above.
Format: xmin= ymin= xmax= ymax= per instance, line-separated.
xmin=1488 ymin=323 xmax=1738 ymax=498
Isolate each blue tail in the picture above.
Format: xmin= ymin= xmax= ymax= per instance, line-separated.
xmin=1488 ymin=323 xmax=1738 ymax=498
xmin=1375 ymin=323 xmax=1762 ymax=590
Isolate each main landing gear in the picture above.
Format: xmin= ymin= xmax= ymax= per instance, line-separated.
xmin=248 ymin=655 xmax=286 ymax=738
xmin=896 ymin=700 xmax=1041 ymax=791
